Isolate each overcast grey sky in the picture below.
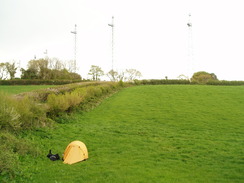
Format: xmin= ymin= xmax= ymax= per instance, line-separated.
xmin=1 ymin=0 xmax=244 ymax=80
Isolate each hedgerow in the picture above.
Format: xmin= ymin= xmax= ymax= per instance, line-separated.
xmin=206 ymin=80 xmax=244 ymax=85
xmin=14 ymin=81 xmax=105 ymax=102
xmin=46 ymin=82 xmax=124 ymax=117
xmin=136 ymin=79 xmax=191 ymax=85
xmin=133 ymin=79 xmax=244 ymax=86
xmin=0 ymin=79 xmax=85 ymax=85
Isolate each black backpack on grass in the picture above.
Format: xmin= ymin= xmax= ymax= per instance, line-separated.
xmin=47 ymin=150 xmax=60 ymax=161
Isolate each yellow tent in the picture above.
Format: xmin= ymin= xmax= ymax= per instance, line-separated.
xmin=63 ymin=141 xmax=88 ymax=164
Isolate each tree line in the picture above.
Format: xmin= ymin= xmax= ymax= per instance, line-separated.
xmin=0 ymin=59 xmax=143 ymax=81
xmin=0 ymin=58 xmax=221 ymax=83
xmin=88 ymin=65 xmax=142 ymax=82
xmin=20 ymin=58 xmax=81 ymax=80
xmin=0 ymin=58 xmax=80 ymax=80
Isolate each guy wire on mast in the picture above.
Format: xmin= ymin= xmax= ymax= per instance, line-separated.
xmin=71 ymin=24 xmax=77 ymax=72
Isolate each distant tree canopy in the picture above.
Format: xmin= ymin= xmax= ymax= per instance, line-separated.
xmin=21 ymin=58 xmax=81 ymax=80
xmin=88 ymin=65 xmax=104 ymax=81
xmin=191 ymin=71 xmax=218 ymax=84
xmin=0 ymin=62 xmax=18 ymax=80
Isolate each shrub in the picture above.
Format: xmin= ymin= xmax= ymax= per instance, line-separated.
xmin=47 ymin=91 xmax=84 ymax=116
xmin=0 ymin=92 xmax=21 ymax=131
xmin=0 ymin=92 xmax=53 ymax=132
xmin=66 ymin=91 xmax=83 ymax=108
xmin=191 ymin=71 xmax=218 ymax=84
xmin=16 ymin=97 xmax=53 ymax=130
xmin=87 ymin=86 xmax=103 ymax=98
xmin=47 ymin=93 xmax=70 ymax=114
xmin=99 ymin=84 xmax=113 ymax=94
xmin=118 ymin=80 xmax=124 ymax=87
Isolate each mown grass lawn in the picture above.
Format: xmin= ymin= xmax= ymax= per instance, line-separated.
xmin=19 ymin=85 xmax=244 ymax=183
xmin=0 ymin=85 xmax=54 ymax=94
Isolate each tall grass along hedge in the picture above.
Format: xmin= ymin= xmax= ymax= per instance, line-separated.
xmin=15 ymin=81 xmax=105 ymax=102
xmin=0 ymin=92 xmax=45 ymax=180
xmin=47 ymin=83 xmax=123 ymax=117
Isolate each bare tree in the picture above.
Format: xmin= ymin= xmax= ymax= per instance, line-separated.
xmin=48 ymin=58 xmax=64 ymax=70
xmin=88 ymin=65 xmax=104 ymax=81
xmin=107 ymin=69 xmax=118 ymax=81
xmin=64 ymin=60 xmax=76 ymax=73
xmin=0 ymin=63 xmax=7 ymax=80
xmin=177 ymin=74 xmax=189 ymax=80
xmin=5 ymin=62 xmax=18 ymax=79
xmin=125 ymin=69 xmax=142 ymax=81
xmin=117 ymin=71 xmax=125 ymax=81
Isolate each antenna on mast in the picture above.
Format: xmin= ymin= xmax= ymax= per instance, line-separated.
xmin=108 ymin=16 xmax=114 ymax=71
xmin=44 ymin=49 xmax=48 ymax=59
xmin=71 ymin=24 xmax=77 ymax=72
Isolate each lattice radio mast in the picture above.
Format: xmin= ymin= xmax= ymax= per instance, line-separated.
xmin=108 ymin=16 xmax=114 ymax=71
xmin=187 ymin=14 xmax=194 ymax=78
xmin=71 ymin=24 xmax=77 ymax=72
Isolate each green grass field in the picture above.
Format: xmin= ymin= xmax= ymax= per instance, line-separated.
xmin=16 ymin=85 xmax=244 ymax=182
xmin=0 ymin=85 xmax=54 ymax=94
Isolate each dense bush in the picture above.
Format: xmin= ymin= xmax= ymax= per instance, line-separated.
xmin=47 ymin=82 xmax=122 ymax=117
xmin=47 ymin=92 xmax=83 ymax=115
xmin=17 ymin=98 xmax=53 ymax=130
xmin=191 ymin=71 xmax=218 ymax=84
xmin=0 ymin=92 xmax=53 ymax=132
xmin=0 ymin=93 xmax=21 ymax=131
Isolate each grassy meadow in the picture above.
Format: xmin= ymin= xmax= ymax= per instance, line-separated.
xmin=13 ymin=85 xmax=244 ymax=183
xmin=0 ymin=85 xmax=54 ymax=94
